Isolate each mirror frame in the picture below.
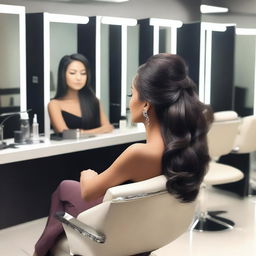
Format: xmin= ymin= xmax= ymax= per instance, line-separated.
xmin=98 ymin=16 xmax=137 ymax=116
xmin=199 ymin=22 xmax=231 ymax=104
xmin=149 ymin=18 xmax=183 ymax=55
xmin=0 ymin=4 xmax=26 ymax=112
xmin=43 ymin=13 xmax=89 ymax=138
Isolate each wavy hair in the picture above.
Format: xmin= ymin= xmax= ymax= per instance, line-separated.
xmin=135 ymin=53 xmax=213 ymax=202
xmin=54 ymin=53 xmax=100 ymax=129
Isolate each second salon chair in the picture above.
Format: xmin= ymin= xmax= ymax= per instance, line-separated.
xmin=193 ymin=111 xmax=244 ymax=232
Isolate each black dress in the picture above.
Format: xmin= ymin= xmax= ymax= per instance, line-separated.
xmin=61 ymin=110 xmax=85 ymax=129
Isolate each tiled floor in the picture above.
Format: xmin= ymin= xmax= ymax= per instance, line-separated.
xmin=0 ymin=187 xmax=255 ymax=256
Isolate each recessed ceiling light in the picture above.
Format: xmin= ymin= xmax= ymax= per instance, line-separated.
xmin=200 ymin=4 xmax=229 ymax=14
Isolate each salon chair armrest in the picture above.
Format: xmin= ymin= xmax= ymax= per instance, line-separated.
xmin=55 ymin=212 xmax=105 ymax=244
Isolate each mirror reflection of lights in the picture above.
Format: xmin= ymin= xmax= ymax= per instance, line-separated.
xmin=199 ymin=23 xmax=230 ymax=104
xmin=149 ymin=18 xmax=182 ymax=28
xmin=149 ymin=18 xmax=183 ymax=55
xmin=101 ymin=16 xmax=137 ymax=26
xmin=44 ymin=13 xmax=89 ymax=24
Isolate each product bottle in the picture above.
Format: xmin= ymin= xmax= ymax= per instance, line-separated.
xmin=20 ymin=112 xmax=30 ymax=143
xmin=119 ymin=116 xmax=127 ymax=130
xmin=31 ymin=114 xmax=40 ymax=142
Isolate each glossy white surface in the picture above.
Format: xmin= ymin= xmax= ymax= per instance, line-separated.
xmin=152 ymin=188 xmax=256 ymax=256
xmin=0 ymin=127 xmax=146 ymax=165
xmin=0 ymin=187 xmax=255 ymax=256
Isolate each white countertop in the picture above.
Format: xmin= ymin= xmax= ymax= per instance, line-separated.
xmin=0 ymin=127 xmax=146 ymax=165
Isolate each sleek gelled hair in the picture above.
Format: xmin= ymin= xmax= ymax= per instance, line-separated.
xmin=135 ymin=53 xmax=213 ymax=202
xmin=54 ymin=53 xmax=100 ymax=129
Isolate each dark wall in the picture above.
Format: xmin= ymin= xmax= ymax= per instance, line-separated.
xmin=26 ymin=13 xmax=45 ymax=134
xmin=78 ymin=17 xmax=97 ymax=91
xmin=109 ymin=25 xmax=122 ymax=126
xmin=0 ymin=142 xmax=141 ymax=229
xmin=177 ymin=22 xmax=201 ymax=91
xmin=138 ymin=19 xmax=154 ymax=65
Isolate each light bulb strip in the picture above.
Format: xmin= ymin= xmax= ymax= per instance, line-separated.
xmin=101 ymin=16 xmax=137 ymax=26
xmin=149 ymin=18 xmax=183 ymax=28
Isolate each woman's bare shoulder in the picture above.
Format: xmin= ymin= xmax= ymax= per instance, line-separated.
xmin=125 ymin=142 xmax=162 ymax=160
xmin=48 ymin=99 xmax=61 ymax=109
xmin=122 ymin=143 xmax=163 ymax=180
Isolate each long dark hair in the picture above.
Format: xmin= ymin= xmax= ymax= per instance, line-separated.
xmin=136 ymin=53 xmax=213 ymax=202
xmin=54 ymin=53 xmax=100 ymax=129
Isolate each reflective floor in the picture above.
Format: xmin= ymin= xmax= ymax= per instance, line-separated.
xmin=0 ymin=187 xmax=255 ymax=256
xmin=153 ymin=188 xmax=256 ymax=256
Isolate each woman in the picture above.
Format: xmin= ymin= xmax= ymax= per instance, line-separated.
xmin=34 ymin=53 xmax=213 ymax=256
xmin=48 ymin=53 xmax=113 ymax=134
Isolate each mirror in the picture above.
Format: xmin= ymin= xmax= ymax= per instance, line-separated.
xmin=159 ymin=27 xmax=173 ymax=53
xmin=0 ymin=5 xmax=26 ymax=113
xmin=127 ymin=25 xmax=139 ymax=116
xmin=0 ymin=4 xmax=26 ymax=138
xmin=98 ymin=16 xmax=138 ymax=126
xmin=98 ymin=22 xmax=110 ymax=119
xmin=50 ymin=22 xmax=78 ymax=99
xmin=0 ymin=13 xmax=20 ymax=111
xmin=149 ymin=18 xmax=183 ymax=55
xmin=199 ymin=22 xmax=227 ymax=104
xmin=234 ymin=29 xmax=256 ymax=116
xmin=201 ymin=4 xmax=256 ymax=114
xmin=43 ymin=13 xmax=89 ymax=138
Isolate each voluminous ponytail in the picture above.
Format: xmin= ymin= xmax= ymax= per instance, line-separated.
xmin=136 ymin=54 xmax=213 ymax=202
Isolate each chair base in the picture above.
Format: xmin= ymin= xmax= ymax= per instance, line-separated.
xmin=192 ymin=211 xmax=235 ymax=231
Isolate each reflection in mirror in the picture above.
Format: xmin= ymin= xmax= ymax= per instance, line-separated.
xmin=98 ymin=17 xmax=137 ymax=126
xmin=149 ymin=18 xmax=183 ymax=55
xmin=0 ymin=13 xmax=20 ymax=111
xmin=43 ymin=13 xmax=89 ymax=138
xmin=159 ymin=27 xmax=172 ymax=53
xmin=199 ymin=22 xmax=227 ymax=104
xmin=127 ymin=25 xmax=139 ymax=118
xmin=98 ymin=22 xmax=110 ymax=119
xmin=0 ymin=4 xmax=26 ymax=138
xmin=234 ymin=29 xmax=256 ymax=116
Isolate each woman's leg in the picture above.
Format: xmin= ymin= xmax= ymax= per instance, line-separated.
xmin=34 ymin=180 xmax=103 ymax=256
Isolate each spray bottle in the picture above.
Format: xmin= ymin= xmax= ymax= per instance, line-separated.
xmin=31 ymin=114 xmax=40 ymax=142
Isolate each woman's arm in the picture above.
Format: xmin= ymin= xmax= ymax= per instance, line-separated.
xmin=48 ymin=100 xmax=69 ymax=133
xmin=80 ymin=103 xmax=113 ymax=134
xmin=80 ymin=143 xmax=160 ymax=201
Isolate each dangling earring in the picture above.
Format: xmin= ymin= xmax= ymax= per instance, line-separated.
xmin=143 ymin=108 xmax=150 ymax=126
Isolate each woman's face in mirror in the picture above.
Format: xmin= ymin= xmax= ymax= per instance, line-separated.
xmin=65 ymin=60 xmax=87 ymax=91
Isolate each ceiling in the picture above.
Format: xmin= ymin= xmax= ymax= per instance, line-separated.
xmin=27 ymin=0 xmax=130 ymax=3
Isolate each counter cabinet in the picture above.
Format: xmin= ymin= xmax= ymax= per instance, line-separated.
xmin=0 ymin=128 xmax=146 ymax=229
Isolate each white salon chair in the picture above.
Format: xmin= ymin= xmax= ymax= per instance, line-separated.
xmin=193 ymin=111 xmax=244 ymax=231
xmin=233 ymin=115 xmax=256 ymax=154
xmin=52 ymin=175 xmax=196 ymax=256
